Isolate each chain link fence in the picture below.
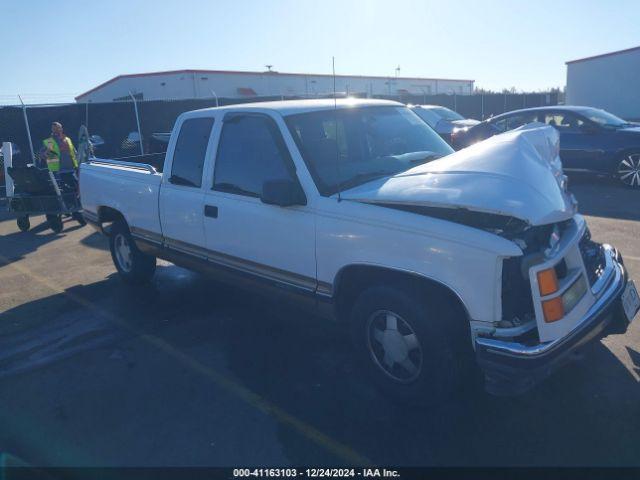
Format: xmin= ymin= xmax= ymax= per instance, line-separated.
xmin=1 ymin=91 xmax=560 ymax=188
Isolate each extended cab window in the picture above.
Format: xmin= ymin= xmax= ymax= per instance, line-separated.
xmin=170 ymin=117 xmax=214 ymax=187
xmin=213 ymin=115 xmax=295 ymax=197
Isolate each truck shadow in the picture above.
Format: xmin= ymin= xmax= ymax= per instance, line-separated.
xmin=569 ymin=174 xmax=640 ymax=222
xmin=79 ymin=231 xmax=110 ymax=251
xmin=0 ymin=217 xmax=85 ymax=267
xmin=1 ymin=265 xmax=638 ymax=467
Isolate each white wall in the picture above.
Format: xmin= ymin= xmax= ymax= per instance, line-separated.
xmin=566 ymin=49 xmax=640 ymax=119
xmin=77 ymin=71 xmax=474 ymax=103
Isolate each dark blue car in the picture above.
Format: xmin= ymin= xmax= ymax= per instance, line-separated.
xmin=451 ymin=106 xmax=640 ymax=188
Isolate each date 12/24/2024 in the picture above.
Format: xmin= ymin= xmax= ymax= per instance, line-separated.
xmin=233 ymin=468 xmax=401 ymax=478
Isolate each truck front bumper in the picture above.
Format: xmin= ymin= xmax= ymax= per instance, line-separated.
xmin=475 ymin=245 xmax=632 ymax=396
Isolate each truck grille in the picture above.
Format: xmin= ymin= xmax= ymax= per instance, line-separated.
xmin=579 ymin=231 xmax=606 ymax=287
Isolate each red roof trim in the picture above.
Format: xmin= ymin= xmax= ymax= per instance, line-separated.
xmin=75 ymin=69 xmax=475 ymax=100
xmin=566 ymin=45 xmax=640 ymax=65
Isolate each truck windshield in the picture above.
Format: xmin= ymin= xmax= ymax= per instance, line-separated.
xmin=285 ymin=106 xmax=453 ymax=195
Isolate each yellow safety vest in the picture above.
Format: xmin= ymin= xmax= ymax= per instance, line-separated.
xmin=43 ymin=136 xmax=77 ymax=172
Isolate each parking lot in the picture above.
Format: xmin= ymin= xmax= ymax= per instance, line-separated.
xmin=0 ymin=175 xmax=638 ymax=468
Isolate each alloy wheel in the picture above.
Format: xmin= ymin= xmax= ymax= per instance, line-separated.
xmin=366 ymin=310 xmax=423 ymax=383
xmin=617 ymin=154 xmax=640 ymax=187
xmin=114 ymin=234 xmax=133 ymax=272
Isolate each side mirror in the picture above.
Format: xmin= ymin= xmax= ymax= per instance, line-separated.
xmin=260 ymin=179 xmax=306 ymax=207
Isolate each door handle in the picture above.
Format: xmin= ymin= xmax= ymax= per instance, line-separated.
xmin=204 ymin=205 xmax=218 ymax=218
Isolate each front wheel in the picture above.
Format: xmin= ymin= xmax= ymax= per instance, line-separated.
xmin=615 ymin=152 xmax=640 ymax=188
xmin=349 ymin=285 xmax=473 ymax=406
xmin=109 ymin=221 xmax=156 ymax=284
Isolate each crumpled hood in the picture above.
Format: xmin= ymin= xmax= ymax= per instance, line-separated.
xmin=341 ymin=123 xmax=578 ymax=226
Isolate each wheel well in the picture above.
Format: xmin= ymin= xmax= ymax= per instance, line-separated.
xmin=97 ymin=206 xmax=126 ymax=234
xmin=333 ymin=265 xmax=470 ymax=326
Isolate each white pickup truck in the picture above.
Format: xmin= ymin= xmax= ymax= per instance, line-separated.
xmin=80 ymin=99 xmax=639 ymax=402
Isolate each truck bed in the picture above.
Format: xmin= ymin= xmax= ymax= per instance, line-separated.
xmin=79 ymin=158 xmax=163 ymax=237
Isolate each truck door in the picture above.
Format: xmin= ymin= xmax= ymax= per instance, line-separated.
xmin=542 ymin=112 xmax=603 ymax=171
xmin=159 ymin=116 xmax=215 ymax=253
xmin=202 ymin=112 xmax=316 ymax=297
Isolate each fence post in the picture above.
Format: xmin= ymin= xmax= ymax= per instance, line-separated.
xmin=2 ymin=142 xmax=14 ymax=197
xmin=481 ymin=93 xmax=484 ymax=120
xmin=18 ymin=96 xmax=35 ymax=161
xmin=129 ymin=91 xmax=144 ymax=155
xmin=209 ymin=90 xmax=219 ymax=107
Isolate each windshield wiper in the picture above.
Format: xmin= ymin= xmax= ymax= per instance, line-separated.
xmin=338 ymin=171 xmax=393 ymax=192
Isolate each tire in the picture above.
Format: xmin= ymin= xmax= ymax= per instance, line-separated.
xmin=349 ymin=284 xmax=473 ymax=406
xmin=109 ymin=220 xmax=156 ymax=284
xmin=46 ymin=214 xmax=63 ymax=233
xmin=72 ymin=212 xmax=87 ymax=226
xmin=17 ymin=216 xmax=30 ymax=232
xmin=615 ymin=152 xmax=640 ymax=188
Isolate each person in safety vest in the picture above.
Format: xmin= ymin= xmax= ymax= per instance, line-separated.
xmin=42 ymin=122 xmax=77 ymax=172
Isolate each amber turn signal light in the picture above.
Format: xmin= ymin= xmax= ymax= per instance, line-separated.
xmin=542 ymin=297 xmax=564 ymax=323
xmin=537 ymin=268 xmax=559 ymax=296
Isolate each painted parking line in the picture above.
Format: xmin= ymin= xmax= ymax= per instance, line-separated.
xmin=0 ymin=256 xmax=372 ymax=466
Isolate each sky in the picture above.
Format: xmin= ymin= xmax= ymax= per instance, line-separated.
xmin=1 ymin=0 xmax=639 ymax=104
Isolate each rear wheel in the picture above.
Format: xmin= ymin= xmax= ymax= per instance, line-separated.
xmin=615 ymin=152 xmax=640 ymax=188
xmin=46 ymin=214 xmax=63 ymax=233
xmin=16 ymin=216 xmax=30 ymax=232
xmin=349 ymin=284 xmax=473 ymax=405
xmin=109 ymin=221 xmax=156 ymax=284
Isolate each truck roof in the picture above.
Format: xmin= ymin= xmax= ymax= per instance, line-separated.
xmin=191 ymin=98 xmax=402 ymax=116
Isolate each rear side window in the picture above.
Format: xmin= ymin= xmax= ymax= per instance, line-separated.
xmin=543 ymin=112 xmax=584 ymax=131
xmin=492 ymin=113 xmax=538 ymax=132
xmin=213 ymin=114 xmax=295 ymax=197
xmin=170 ymin=117 xmax=215 ymax=187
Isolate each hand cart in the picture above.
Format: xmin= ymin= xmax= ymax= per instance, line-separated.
xmin=3 ymin=166 xmax=86 ymax=233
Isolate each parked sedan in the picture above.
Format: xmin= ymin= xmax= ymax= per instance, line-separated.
xmin=410 ymin=105 xmax=479 ymax=144
xmin=451 ymin=106 xmax=640 ymax=188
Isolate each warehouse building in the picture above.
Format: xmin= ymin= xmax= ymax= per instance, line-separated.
xmin=566 ymin=46 xmax=640 ymax=120
xmin=75 ymin=69 xmax=474 ymax=103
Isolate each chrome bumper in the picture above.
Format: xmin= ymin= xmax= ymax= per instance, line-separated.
xmin=476 ymin=244 xmax=629 ymax=395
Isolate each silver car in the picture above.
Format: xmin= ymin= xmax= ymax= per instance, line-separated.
xmin=410 ymin=104 xmax=479 ymax=144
